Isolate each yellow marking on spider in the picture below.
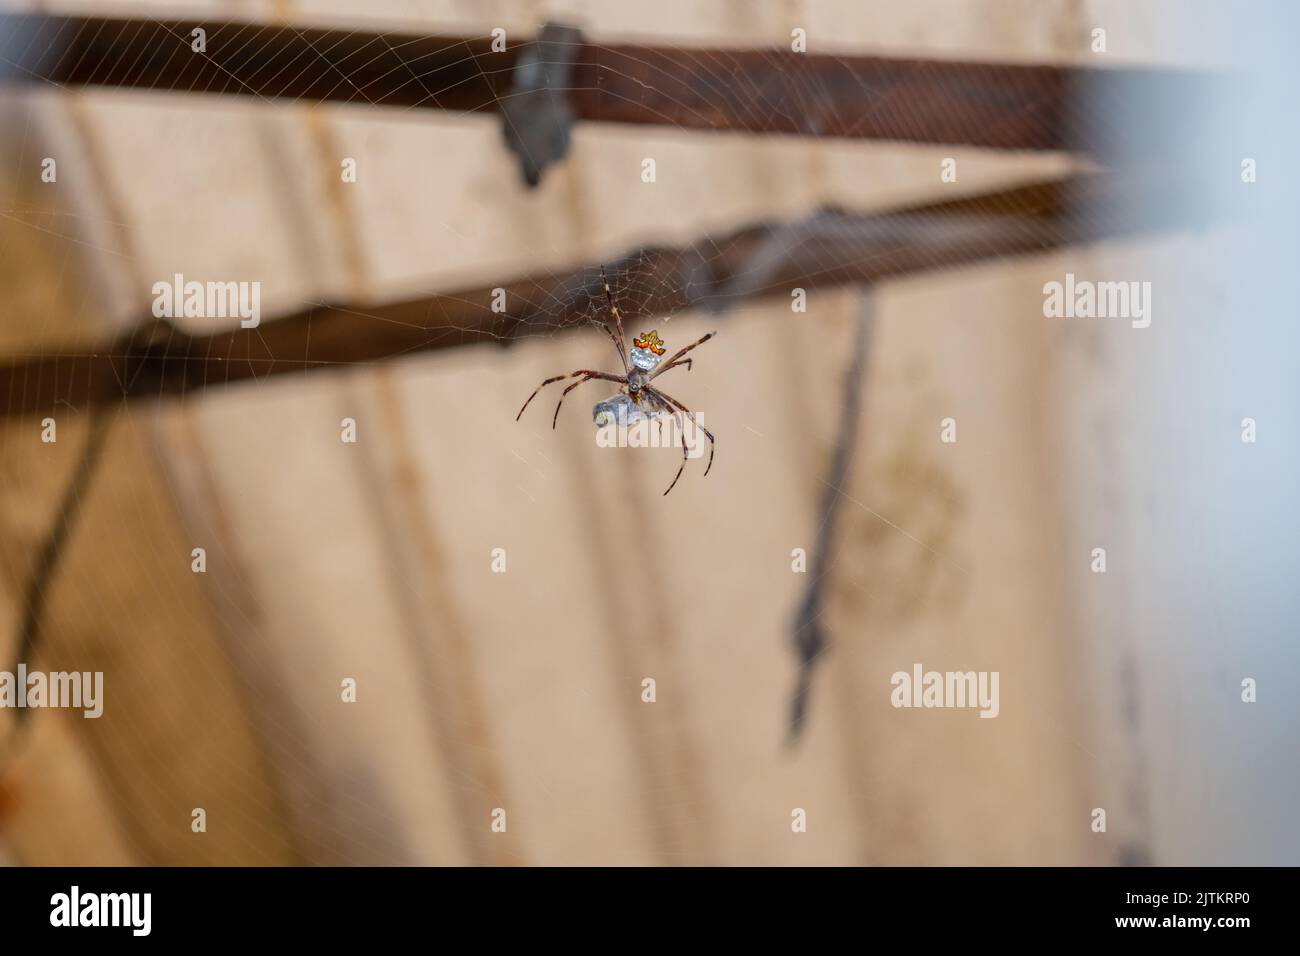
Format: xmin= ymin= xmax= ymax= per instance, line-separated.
xmin=634 ymin=330 xmax=666 ymax=355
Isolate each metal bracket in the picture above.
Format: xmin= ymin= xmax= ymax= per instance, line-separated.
xmin=500 ymin=22 xmax=583 ymax=188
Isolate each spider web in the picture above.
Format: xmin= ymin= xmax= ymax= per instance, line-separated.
xmin=0 ymin=1 xmax=1279 ymax=870
xmin=0 ymin=3 xmax=1128 ymax=868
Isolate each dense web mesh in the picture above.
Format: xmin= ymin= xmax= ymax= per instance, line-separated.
xmin=0 ymin=6 xmax=1256 ymax=869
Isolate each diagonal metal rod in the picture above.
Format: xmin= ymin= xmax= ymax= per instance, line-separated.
xmin=0 ymin=171 xmax=1223 ymax=419
xmin=0 ymin=12 xmax=1209 ymax=155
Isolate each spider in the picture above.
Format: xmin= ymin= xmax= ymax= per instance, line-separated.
xmin=516 ymin=268 xmax=717 ymax=495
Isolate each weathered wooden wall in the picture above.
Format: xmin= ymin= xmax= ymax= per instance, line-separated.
xmin=0 ymin=0 xmax=1255 ymax=865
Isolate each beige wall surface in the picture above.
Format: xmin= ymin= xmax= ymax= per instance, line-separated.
xmin=0 ymin=1 xmax=1276 ymax=865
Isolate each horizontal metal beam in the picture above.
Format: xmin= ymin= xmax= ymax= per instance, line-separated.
xmin=0 ymin=12 xmax=1205 ymax=155
xmin=0 ymin=172 xmax=1219 ymax=419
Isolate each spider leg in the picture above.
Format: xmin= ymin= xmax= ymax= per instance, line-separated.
xmin=655 ymin=357 xmax=692 ymax=376
xmin=647 ymin=386 xmax=716 ymax=478
xmin=662 ymin=409 xmax=689 ymax=496
xmin=590 ymin=318 xmax=629 ymax=373
xmin=600 ymin=265 xmax=630 ymax=373
xmin=552 ymin=372 xmax=624 ymax=429
xmin=649 ymin=332 xmax=716 ymax=381
xmin=517 ymin=370 xmax=623 ymax=422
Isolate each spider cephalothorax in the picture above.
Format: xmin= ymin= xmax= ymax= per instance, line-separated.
xmin=515 ymin=268 xmax=717 ymax=495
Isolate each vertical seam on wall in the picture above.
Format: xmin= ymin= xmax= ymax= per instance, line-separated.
xmin=55 ymin=87 xmax=311 ymax=864
xmin=273 ymin=0 xmax=518 ymax=862
xmin=363 ymin=369 xmax=523 ymax=866
xmin=70 ymin=108 xmax=291 ymax=858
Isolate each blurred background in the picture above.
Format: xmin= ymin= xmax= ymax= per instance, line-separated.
xmin=0 ymin=0 xmax=1296 ymax=866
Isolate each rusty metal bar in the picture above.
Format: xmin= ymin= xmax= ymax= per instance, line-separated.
xmin=0 ymin=12 xmax=1204 ymax=155
xmin=0 ymin=171 xmax=1218 ymax=418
